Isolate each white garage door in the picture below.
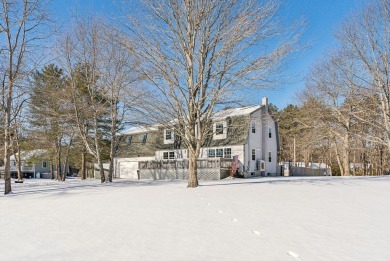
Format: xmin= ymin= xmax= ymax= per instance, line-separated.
xmin=119 ymin=161 xmax=139 ymax=179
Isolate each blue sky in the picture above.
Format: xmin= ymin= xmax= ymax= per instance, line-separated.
xmin=50 ymin=0 xmax=368 ymax=109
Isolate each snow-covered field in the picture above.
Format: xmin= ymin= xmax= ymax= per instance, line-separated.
xmin=1 ymin=176 xmax=389 ymax=261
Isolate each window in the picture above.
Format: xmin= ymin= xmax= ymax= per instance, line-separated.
xmin=224 ymin=148 xmax=231 ymax=159
xmin=216 ymin=149 xmax=223 ymax=158
xmin=42 ymin=161 xmax=47 ymax=168
xmin=252 ymin=149 xmax=256 ymax=161
xmin=268 ymin=126 xmax=272 ymax=138
xmin=208 ymin=149 xmax=215 ymax=158
xmin=13 ymin=161 xmax=16 ymax=166
xmin=141 ymin=134 xmax=147 ymax=144
xmin=126 ymin=135 xmax=132 ymax=144
xmin=268 ymin=151 xmax=272 ymax=162
xmin=165 ymin=130 xmax=172 ymax=140
xmin=213 ymin=121 xmax=227 ymax=140
xmin=164 ymin=129 xmax=175 ymax=144
xmin=163 ymin=151 xmax=175 ymax=159
xmin=252 ymin=122 xmax=256 ymax=133
xmin=216 ymin=123 xmax=224 ymax=135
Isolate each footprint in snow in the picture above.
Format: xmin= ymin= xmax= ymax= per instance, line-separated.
xmin=286 ymin=251 xmax=302 ymax=261
xmin=252 ymin=230 xmax=261 ymax=236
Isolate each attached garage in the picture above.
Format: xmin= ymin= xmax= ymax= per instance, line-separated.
xmin=114 ymin=157 xmax=155 ymax=179
xmin=118 ymin=161 xmax=139 ymax=179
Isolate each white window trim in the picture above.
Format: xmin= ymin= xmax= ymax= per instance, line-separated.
xmin=42 ymin=161 xmax=47 ymax=168
xmin=162 ymin=151 xmax=175 ymax=160
xmin=164 ymin=129 xmax=174 ymax=144
xmin=213 ymin=121 xmax=227 ymax=140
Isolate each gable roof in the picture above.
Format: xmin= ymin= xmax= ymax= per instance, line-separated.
xmin=211 ymin=105 xmax=261 ymax=120
xmin=121 ymin=105 xmax=262 ymax=135
xmin=10 ymin=149 xmax=47 ymax=161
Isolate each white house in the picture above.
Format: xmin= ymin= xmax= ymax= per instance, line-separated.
xmin=114 ymin=97 xmax=280 ymax=179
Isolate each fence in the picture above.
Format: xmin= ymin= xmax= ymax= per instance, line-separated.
xmin=138 ymin=158 xmax=232 ymax=180
xmin=292 ymin=167 xmax=331 ymax=176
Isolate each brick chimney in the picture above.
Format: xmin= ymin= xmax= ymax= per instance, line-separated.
xmin=262 ymin=97 xmax=268 ymax=106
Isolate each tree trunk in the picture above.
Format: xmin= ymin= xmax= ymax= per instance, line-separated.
xmin=333 ymin=142 xmax=344 ymax=176
xmin=16 ymin=151 xmax=22 ymax=180
xmin=342 ymin=133 xmax=350 ymax=176
xmin=56 ymin=146 xmax=62 ymax=181
xmin=187 ymin=149 xmax=198 ymax=188
xmin=61 ymin=134 xmax=73 ymax=181
xmin=49 ymin=160 xmax=53 ymax=179
xmin=81 ymin=151 xmax=86 ymax=180
xmin=4 ymin=112 xmax=12 ymax=194
xmin=108 ymin=159 xmax=114 ymax=182
xmin=98 ymin=159 xmax=105 ymax=183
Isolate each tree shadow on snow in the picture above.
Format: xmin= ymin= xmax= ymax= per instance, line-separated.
xmin=199 ymin=175 xmax=390 ymax=187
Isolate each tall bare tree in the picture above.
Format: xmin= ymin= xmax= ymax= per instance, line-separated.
xmin=98 ymin=27 xmax=143 ymax=182
xmin=120 ymin=0 xmax=303 ymax=187
xmin=0 ymin=0 xmax=49 ymax=194
xmin=336 ymin=0 xmax=390 ymax=151
xmin=60 ymin=18 xmax=114 ymax=183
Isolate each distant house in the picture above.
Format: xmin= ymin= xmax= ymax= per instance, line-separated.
xmin=8 ymin=150 xmax=69 ymax=179
xmin=114 ymin=97 xmax=280 ymax=180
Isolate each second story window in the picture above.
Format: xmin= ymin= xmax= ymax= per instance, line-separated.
xmin=164 ymin=129 xmax=174 ymax=144
xmin=252 ymin=149 xmax=256 ymax=161
xmin=126 ymin=135 xmax=132 ymax=144
xmin=268 ymin=151 xmax=272 ymax=162
xmin=213 ymin=121 xmax=227 ymax=140
xmin=216 ymin=123 xmax=224 ymax=135
xmin=42 ymin=161 xmax=47 ymax=168
xmin=141 ymin=134 xmax=147 ymax=144
xmin=165 ymin=130 xmax=172 ymax=140
xmin=216 ymin=148 xmax=223 ymax=158
xmin=252 ymin=122 xmax=256 ymax=133
xmin=268 ymin=126 xmax=272 ymax=138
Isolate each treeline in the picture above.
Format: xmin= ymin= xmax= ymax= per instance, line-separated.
xmin=275 ymin=0 xmax=390 ymax=176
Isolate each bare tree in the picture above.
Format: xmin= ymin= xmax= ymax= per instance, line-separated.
xmin=336 ymin=0 xmax=390 ymax=151
xmin=120 ymin=0 xmax=303 ymax=187
xmin=98 ymin=27 xmax=143 ymax=182
xmin=60 ymin=18 xmax=115 ymax=183
xmin=0 ymin=0 xmax=49 ymax=194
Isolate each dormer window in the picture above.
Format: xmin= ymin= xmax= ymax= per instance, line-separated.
xmin=141 ymin=134 xmax=147 ymax=144
xmin=213 ymin=121 xmax=227 ymax=140
xmin=165 ymin=130 xmax=172 ymax=140
xmin=216 ymin=123 xmax=224 ymax=135
xmin=164 ymin=129 xmax=174 ymax=144
xmin=126 ymin=135 xmax=132 ymax=144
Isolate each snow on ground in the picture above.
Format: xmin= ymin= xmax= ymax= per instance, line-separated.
xmin=1 ymin=176 xmax=390 ymax=261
